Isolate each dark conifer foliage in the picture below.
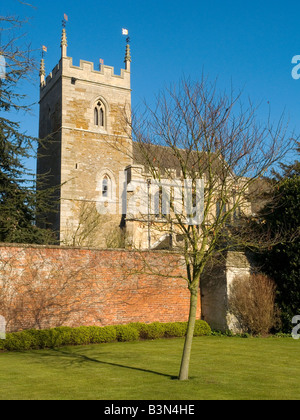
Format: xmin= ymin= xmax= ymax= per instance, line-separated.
xmin=0 ymin=15 xmax=56 ymax=244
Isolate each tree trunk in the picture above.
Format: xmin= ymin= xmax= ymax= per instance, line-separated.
xmin=178 ymin=285 xmax=199 ymax=380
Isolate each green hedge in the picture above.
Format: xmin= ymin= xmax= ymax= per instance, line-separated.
xmin=0 ymin=320 xmax=211 ymax=352
xmin=133 ymin=322 xmax=166 ymax=340
xmin=194 ymin=320 xmax=212 ymax=336
xmin=115 ymin=325 xmax=140 ymax=342
xmin=163 ymin=322 xmax=186 ymax=338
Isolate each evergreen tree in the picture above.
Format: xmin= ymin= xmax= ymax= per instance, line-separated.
xmin=0 ymin=15 xmax=56 ymax=244
xmin=278 ymin=142 xmax=300 ymax=178
xmin=259 ymin=145 xmax=300 ymax=332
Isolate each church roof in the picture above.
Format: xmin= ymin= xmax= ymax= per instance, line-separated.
xmin=132 ymin=141 xmax=230 ymax=180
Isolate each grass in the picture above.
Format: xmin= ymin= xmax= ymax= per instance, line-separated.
xmin=0 ymin=336 xmax=299 ymax=400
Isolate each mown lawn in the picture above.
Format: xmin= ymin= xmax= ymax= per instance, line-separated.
xmin=0 ymin=336 xmax=299 ymax=400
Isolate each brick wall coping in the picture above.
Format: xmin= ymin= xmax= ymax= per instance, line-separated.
xmin=0 ymin=242 xmax=181 ymax=256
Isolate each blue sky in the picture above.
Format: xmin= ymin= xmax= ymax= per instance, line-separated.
xmin=3 ymin=0 xmax=300 ymax=171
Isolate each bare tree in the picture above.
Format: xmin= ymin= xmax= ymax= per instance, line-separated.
xmin=63 ymin=200 xmax=104 ymax=247
xmin=0 ymin=248 xmax=95 ymax=331
xmin=62 ymin=200 xmax=127 ymax=249
xmin=114 ymin=77 xmax=296 ymax=380
xmin=0 ymin=246 xmax=136 ymax=332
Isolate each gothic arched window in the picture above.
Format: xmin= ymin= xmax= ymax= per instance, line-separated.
xmin=99 ymin=107 xmax=104 ymax=126
xmin=102 ymin=175 xmax=110 ymax=198
xmin=94 ymin=100 xmax=105 ymax=128
xmin=94 ymin=107 xmax=99 ymax=126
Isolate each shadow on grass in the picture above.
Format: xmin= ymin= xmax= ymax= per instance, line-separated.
xmin=44 ymin=348 xmax=179 ymax=380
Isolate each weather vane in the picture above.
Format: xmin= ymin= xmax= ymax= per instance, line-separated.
xmin=41 ymin=45 xmax=47 ymax=59
xmin=62 ymin=13 xmax=68 ymax=28
xmin=122 ymin=28 xmax=130 ymax=44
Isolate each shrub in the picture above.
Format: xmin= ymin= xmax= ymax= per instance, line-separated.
xmin=115 ymin=325 xmax=139 ymax=342
xmin=163 ymin=320 xmax=211 ymax=338
xmin=137 ymin=322 xmax=166 ymax=340
xmin=22 ymin=329 xmax=47 ymax=349
xmin=229 ymin=273 xmax=280 ymax=336
xmin=193 ymin=320 xmax=212 ymax=336
xmin=3 ymin=331 xmax=36 ymax=351
xmin=70 ymin=326 xmax=92 ymax=346
xmin=0 ymin=338 xmax=5 ymax=351
xmin=28 ymin=328 xmax=67 ymax=349
xmin=0 ymin=320 xmax=212 ymax=352
xmin=127 ymin=322 xmax=146 ymax=334
xmin=163 ymin=322 xmax=187 ymax=338
xmin=53 ymin=326 xmax=74 ymax=346
xmin=89 ymin=326 xmax=117 ymax=344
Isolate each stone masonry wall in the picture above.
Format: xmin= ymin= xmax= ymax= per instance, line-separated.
xmin=0 ymin=244 xmax=199 ymax=333
xmin=201 ymin=252 xmax=250 ymax=332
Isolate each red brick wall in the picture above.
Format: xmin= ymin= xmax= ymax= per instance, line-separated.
xmin=0 ymin=244 xmax=201 ymax=332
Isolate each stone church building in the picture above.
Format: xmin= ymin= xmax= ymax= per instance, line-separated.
xmin=37 ymin=28 xmax=259 ymax=252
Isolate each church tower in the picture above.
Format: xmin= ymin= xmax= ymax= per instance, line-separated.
xmin=37 ymin=28 xmax=132 ymax=247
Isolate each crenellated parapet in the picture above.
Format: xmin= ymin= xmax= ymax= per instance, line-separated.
xmin=39 ymin=61 xmax=62 ymax=100
xmin=61 ymin=56 xmax=131 ymax=88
